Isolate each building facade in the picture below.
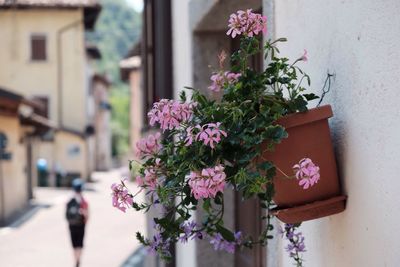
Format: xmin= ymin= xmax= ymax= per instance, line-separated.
xmin=0 ymin=0 xmax=102 ymax=185
xmin=92 ymin=74 xmax=112 ymax=171
xmin=120 ymin=45 xmax=142 ymax=159
xmin=0 ymin=88 xmax=53 ymax=225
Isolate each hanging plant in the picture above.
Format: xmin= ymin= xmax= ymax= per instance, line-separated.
xmin=111 ymin=9 xmax=345 ymax=266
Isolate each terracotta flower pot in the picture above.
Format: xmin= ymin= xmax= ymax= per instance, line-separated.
xmin=262 ymin=105 xmax=346 ymax=223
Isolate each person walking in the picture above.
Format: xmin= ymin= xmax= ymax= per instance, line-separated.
xmin=66 ymin=179 xmax=89 ymax=267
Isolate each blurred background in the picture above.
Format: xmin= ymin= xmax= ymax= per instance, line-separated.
xmin=2 ymin=0 xmax=400 ymax=267
xmin=0 ymin=0 xmax=146 ymax=266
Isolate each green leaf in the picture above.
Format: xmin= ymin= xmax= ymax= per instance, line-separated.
xmin=303 ymin=93 xmax=319 ymax=101
xmin=216 ymin=224 xmax=235 ymax=242
xmin=294 ymin=96 xmax=308 ymax=112
xmin=265 ymin=183 xmax=275 ymax=201
xmin=136 ymin=232 xmax=147 ymax=245
xmin=132 ymin=202 xmax=141 ymax=211
xmin=257 ymin=161 xmax=274 ymax=171
xmin=203 ymin=199 xmax=211 ymax=212
xmin=306 ymin=75 xmax=311 ymax=86
xmin=179 ymin=90 xmax=187 ymax=101
xmin=129 ymin=160 xmax=133 ymax=171
xmin=238 ymin=151 xmax=258 ymax=164
xmin=272 ymin=37 xmax=287 ymax=44
xmin=177 ymin=209 xmax=187 ymax=220
xmin=214 ymin=193 xmax=223 ymax=205
xmin=262 ymin=125 xmax=288 ymax=143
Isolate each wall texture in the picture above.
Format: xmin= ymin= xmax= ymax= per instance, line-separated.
xmin=0 ymin=9 xmax=87 ymax=131
xmin=55 ymin=131 xmax=88 ymax=180
xmin=129 ymin=69 xmax=143 ymax=158
xmin=268 ymin=0 xmax=400 ymax=266
xmin=0 ymin=116 xmax=27 ymax=224
xmin=172 ymin=0 xmax=197 ymax=266
xmin=0 ymin=9 xmax=91 ymax=185
xmin=93 ymin=80 xmax=111 ymax=171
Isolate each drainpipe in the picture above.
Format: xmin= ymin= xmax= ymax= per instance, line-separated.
xmin=56 ymin=19 xmax=82 ymax=128
xmin=0 ymin=147 xmax=4 ymax=225
xmin=26 ymin=136 xmax=33 ymax=200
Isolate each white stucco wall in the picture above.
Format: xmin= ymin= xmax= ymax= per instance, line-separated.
xmin=265 ymin=0 xmax=400 ymax=266
xmin=172 ymin=1 xmax=196 ymax=266
xmin=172 ymin=0 xmax=194 ymax=100
xmin=0 ymin=116 xmax=28 ymax=223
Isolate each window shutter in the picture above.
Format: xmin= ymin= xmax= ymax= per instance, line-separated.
xmin=31 ymin=35 xmax=47 ymax=61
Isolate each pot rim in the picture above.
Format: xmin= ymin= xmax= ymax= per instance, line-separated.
xmin=277 ymin=105 xmax=333 ymax=129
xmin=271 ymin=195 xmax=347 ymax=223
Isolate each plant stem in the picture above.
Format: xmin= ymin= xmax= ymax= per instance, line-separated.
xmin=275 ymin=165 xmax=291 ymax=179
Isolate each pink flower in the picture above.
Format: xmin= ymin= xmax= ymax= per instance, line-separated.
xmin=301 ymin=49 xmax=308 ymax=62
xmin=208 ymin=71 xmax=241 ymax=92
xmin=293 ymin=158 xmax=320 ymax=189
xmin=196 ymin=123 xmax=227 ymax=149
xmin=227 ymin=9 xmax=267 ymax=38
xmin=188 ymin=165 xmax=226 ymax=199
xmin=184 ymin=126 xmax=195 ymax=146
xmin=136 ymin=132 xmax=162 ymax=158
xmin=111 ymin=180 xmax=134 ymax=212
xmin=225 ymin=72 xmax=241 ymax=82
xmin=185 ymin=123 xmax=227 ymax=149
xmin=209 ymin=73 xmax=225 ymax=92
xmin=147 ymin=99 xmax=196 ymax=132
xmin=136 ymin=167 xmax=158 ymax=190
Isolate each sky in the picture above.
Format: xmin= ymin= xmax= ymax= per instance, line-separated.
xmin=126 ymin=0 xmax=144 ymax=12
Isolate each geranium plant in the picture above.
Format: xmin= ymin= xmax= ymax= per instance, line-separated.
xmin=112 ymin=9 xmax=322 ymax=266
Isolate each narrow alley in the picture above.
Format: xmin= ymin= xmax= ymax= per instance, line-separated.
xmin=0 ymin=169 xmax=146 ymax=267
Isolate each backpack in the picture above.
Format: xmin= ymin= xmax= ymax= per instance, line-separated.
xmin=66 ymin=198 xmax=84 ymax=226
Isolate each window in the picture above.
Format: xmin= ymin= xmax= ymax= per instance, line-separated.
xmin=32 ymin=96 xmax=49 ymax=118
xmin=30 ymin=35 xmax=47 ymax=61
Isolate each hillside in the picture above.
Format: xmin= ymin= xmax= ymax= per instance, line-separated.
xmin=87 ymin=0 xmax=141 ymax=83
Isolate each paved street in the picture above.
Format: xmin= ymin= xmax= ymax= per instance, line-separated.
xmin=0 ymin=169 xmax=146 ymax=267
